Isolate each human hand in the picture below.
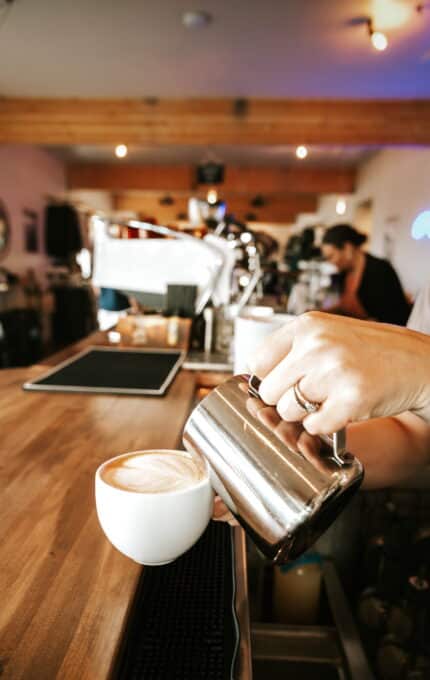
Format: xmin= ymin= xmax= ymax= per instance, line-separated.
xmin=212 ymin=496 xmax=239 ymax=526
xmin=249 ymin=312 xmax=430 ymax=435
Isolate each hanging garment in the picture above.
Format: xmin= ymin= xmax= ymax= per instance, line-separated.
xmin=44 ymin=204 xmax=83 ymax=258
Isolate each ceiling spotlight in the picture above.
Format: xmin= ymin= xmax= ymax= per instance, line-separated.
xmin=296 ymin=145 xmax=308 ymax=160
xmin=336 ymin=198 xmax=347 ymax=216
xmin=182 ymin=10 xmax=212 ymax=29
xmin=115 ymin=144 xmax=128 ymax=158
xmin=371 ymin=30 xmax=388 ymax=50
xmin=367 ymin=19 xmax=388 ymax=51
xmin=207 ymin=188 xmax=218 ymax=205
xmin=240 ymin=231 xmax=253 ymax=244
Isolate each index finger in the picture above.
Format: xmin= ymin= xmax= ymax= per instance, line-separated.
xmin=248 ymin=318 xmax=297 ymax=378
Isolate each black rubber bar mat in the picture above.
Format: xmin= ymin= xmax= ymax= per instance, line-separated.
xmin=115 ymin=522 xmax=239 ymax=680
xmin=23 ymin=346 xmax=183 ymax=396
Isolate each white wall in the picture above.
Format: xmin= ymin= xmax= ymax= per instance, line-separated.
xmin=317 ymin=195 xmax=356 ymax=226
xmin=67 ymin=190 xmax=113 ymax=213
xmin=355 ymin=148 xmax=430 ymax=297
xmin=0 ymin=145 xmax=66 ymax=278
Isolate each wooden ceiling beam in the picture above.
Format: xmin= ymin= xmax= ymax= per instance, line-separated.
xmin=67 ymin=163 xmax=355 ymax=194
xmin=1 ymin=98 xmax=430 ymax=145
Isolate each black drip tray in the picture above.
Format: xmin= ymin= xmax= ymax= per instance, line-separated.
xmin=115 ymin=522 xmax=239 ymax=680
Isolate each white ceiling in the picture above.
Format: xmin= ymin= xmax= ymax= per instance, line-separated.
xmin=46 ymin=143 xmax=376 ymax=167
xmin=0 ymin=0 xmax=429 ymax=98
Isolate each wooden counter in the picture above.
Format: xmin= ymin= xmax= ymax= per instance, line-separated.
xmin=0 ymin=336 xmax=251 ymax=679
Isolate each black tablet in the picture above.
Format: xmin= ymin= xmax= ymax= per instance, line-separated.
xmin=23 ymin=346 xmax=184 ymax=396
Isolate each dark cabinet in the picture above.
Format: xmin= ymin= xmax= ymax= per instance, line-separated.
xmin=0 ymin=309 xmax=42 ymax=368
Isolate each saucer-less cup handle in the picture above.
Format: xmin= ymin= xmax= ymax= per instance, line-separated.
xmin=95 ymin=449 xmax=214 ymax=566
xmin=248 ymin=375 xmax=347 ymax=464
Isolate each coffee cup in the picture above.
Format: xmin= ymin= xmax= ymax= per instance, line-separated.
xmin=234 ymin=313 xmax=294 ymax=374
xmin=95 ymin=449 xmax=214 ymax=565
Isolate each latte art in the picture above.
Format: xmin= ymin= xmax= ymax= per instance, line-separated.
xmin=101 ymin=450 xmax=206 ymax=494
xmin=96 ymin=448 xmax=213 ymax=565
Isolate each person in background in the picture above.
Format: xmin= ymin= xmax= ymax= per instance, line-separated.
xmin=321 ymin=224 xmax=411 ymax=325
xmin=408 ymin=279 xmax=430 ymax=335
xmin=97 ymin=287 xmax=130 ymax=331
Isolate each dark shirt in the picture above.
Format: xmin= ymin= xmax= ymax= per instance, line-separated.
xmin=335 ymin=253 xmax=411 ymax=326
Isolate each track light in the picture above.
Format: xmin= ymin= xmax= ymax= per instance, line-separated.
xmin=367 ymin=19 xmax=388 ymax=51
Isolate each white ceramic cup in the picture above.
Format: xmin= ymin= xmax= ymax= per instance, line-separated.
xmin=234 ymin=312 xmax=294 ymax=374
xmin=95 ymin=449 xmax=214 ymax=565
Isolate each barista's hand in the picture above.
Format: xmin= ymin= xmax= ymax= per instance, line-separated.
xmin=212 ymin=496 xmax=238 ymax=526
xmin=249 ymin=312 xmax=430 ymax=435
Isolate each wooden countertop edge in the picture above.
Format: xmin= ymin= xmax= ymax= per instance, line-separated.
xmin=0 ymin=336 xmax=198 ymax=679
xmin=0 ymin=333 xmax=252 ymax=680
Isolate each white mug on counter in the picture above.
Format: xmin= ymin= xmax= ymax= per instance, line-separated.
xmin=95 ymin=449 xmax=214 ymax=565
xmin=234 ymin=311 xmax=294 ymax=374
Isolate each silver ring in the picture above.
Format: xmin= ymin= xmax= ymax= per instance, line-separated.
xmin=293 ymin=381 xmax=320 ymax=414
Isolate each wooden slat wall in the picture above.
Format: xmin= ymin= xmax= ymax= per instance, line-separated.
xmin=112 ymin=191 xmax=318 ymax=224
xmin=67 ymin=164 xmax=355 ymax=194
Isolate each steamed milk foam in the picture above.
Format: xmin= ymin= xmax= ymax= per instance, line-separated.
xmin=100 ymin=450 xmax=206 ymax=494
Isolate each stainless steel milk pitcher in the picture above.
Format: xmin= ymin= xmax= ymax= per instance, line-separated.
xmin=183 ymin=374 xmax=363 ymax=564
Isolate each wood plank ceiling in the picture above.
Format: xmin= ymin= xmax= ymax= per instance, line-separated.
xmin=2 ymin=98 xmax=430 ymax=146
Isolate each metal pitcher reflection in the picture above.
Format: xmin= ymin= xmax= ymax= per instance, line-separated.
xmin=183 ymin=374 xmax=363 ymax=564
